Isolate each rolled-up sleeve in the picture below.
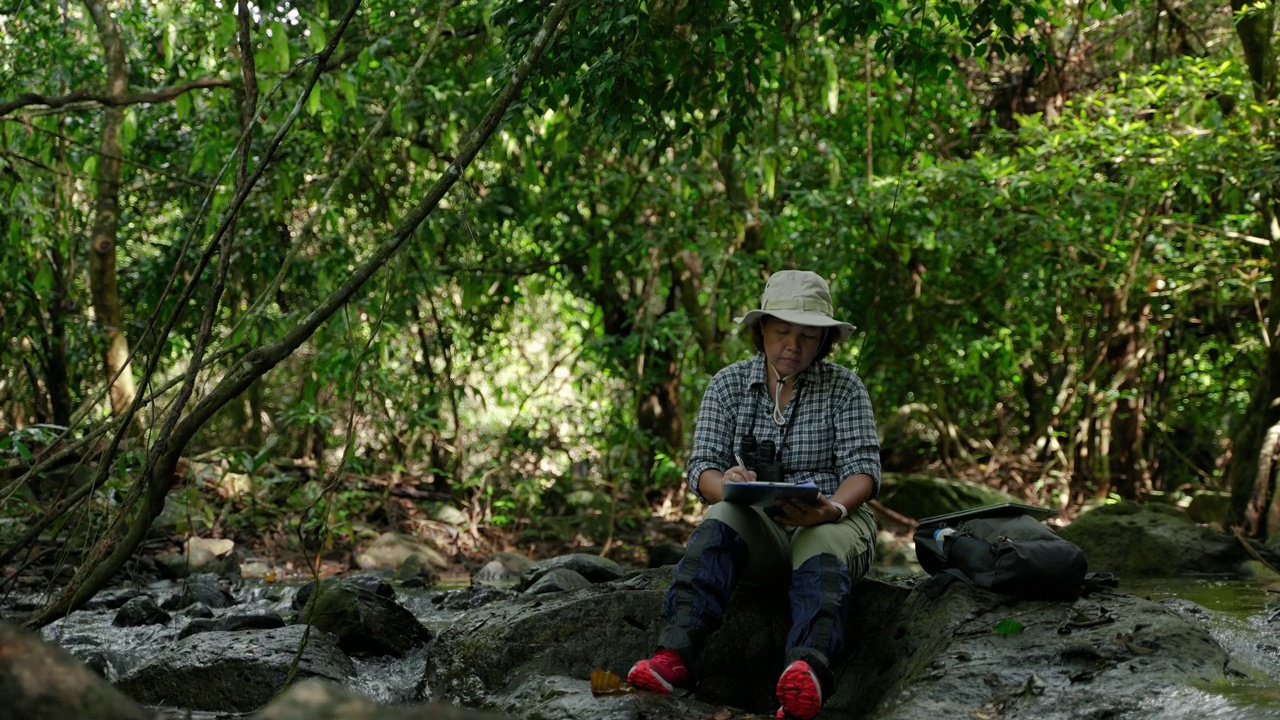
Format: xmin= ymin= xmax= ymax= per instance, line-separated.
xmin=833 ymin=375 xmax=882 ymax=497
xmin=686 ymin=375 xmax=737 ymax=502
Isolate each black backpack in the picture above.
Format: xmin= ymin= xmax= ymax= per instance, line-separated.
xmin=913 ymin=511 xmax=1090 ymax=601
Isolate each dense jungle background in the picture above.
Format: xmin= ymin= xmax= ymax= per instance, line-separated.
xmin=5 ymin=0 xmax=1280 ymax=627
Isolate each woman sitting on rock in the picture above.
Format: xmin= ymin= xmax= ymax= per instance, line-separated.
xmin=628 ymin=269 xmax=881 ymax=720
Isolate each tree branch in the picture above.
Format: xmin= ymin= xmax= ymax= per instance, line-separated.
xmin=0 ymin=78 xmax=232 ymax=118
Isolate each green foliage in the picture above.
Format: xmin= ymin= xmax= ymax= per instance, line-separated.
xmin=0 ymin=0 xmax=1276 ymax=563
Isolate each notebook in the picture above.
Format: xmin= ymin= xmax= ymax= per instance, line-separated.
xmin=722 ymin=481 xmax=821 ymax=507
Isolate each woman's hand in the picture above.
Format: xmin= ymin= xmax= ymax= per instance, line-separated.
xmin=721 ymin=465 xmax=757 ymax=485
xmin=771 ymin=494 xmax=840 ymax=527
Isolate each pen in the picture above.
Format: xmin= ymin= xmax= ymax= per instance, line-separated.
xmin=734 ymin=454 xmax=745 ymax=470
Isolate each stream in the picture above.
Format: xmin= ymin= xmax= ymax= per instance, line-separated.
xmin=10 ymin=574 xmax=1280 ymax=718
xmin=1119 ymin=576 xmax=1280 ymax=719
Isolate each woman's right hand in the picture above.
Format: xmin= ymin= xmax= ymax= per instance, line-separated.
xmin=698 ymin=465 xmax=758 ymax=503
xmin=721 ymin=465 xmax=758 ymax=485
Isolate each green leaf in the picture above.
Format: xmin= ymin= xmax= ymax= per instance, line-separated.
xmin=272 ymin=22 xmax=290 ymax=70
xmin=994 ymin=619 xmax=1024 ymax=635
xmin=308 ymin=18 xmax=328 ymax=53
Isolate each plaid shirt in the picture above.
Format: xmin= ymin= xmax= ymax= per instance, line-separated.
xmin=687 ymin=353 xmax=881 ymax=502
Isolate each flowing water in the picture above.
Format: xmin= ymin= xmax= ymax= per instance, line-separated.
xmin=12 ymin=575 xmax=1280 ymax=718
xmin=1120 ymin=576 xmax=1280 ymax=719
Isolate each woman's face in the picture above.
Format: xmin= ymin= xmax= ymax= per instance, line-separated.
xmin=761 ymin=318 xmax=825 ymax=377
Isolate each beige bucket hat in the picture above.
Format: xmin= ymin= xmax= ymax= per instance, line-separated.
xmin=734 ymin=270 xmax=855 ymax=342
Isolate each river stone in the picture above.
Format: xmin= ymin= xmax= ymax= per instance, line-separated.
xmin=433 ymin=585 xmax=516 ymax=611
xmin=177 ymin=611 xmax=286 ymax=640
xmin=521 ymin=553 xmax=625 ymax=587
xmin=84 ymin=587 xmax=145 ymax=611
xmin=113 ymin=596 xmax=170 ymax=627
xmin=1057 ymin=502 xmax=1250 ymax=577
xmin=298 ymin=578 xmax=432 ymax=657
xmin=293 ymin=574 xmax=394 ymax=612
xmin=878 ymin=473 xmax=1019 ymax=521
xmin=0 ymin=620 xmax=153 ymax=720
xmin=473 ymin=552 xmax=537 ymax=585
xmin=162 ymin=572 xmax=235 ymax=610
xmin=252 ymin=678 xmax=514 ymax=719
xmin=353 ymin=532 xmax=449 ymax=572
xmin=523 ymin=568 xmax=591 ymax=595
xmin=116 ymin=624 xmax=355 ymax=713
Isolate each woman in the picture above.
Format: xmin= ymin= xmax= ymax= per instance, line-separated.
xmin=627 ymin=270 xmax=880 ymax=720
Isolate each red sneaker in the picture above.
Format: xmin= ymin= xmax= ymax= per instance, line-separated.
xmin=776 ymin=660 xmax=823 ymax=719
xmin=627 ymin=647 xmax=690 ymax=693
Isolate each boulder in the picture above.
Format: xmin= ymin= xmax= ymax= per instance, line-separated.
xmin=161 ymin=572 xmax=235 ymax=610
xmin=112 ymin=596 xmax=170 ymax=627
xmin=177 ymin=611 xmax=286 ymax=640
xmin=426 ymin=569 xmax=790 ymax=713
xmin=1058 ymin=502 xmax=1252 ymax=577
xmin=425 ymin=566 xmax=1246 ymax=719
xmin=878 ymin=473 xmax=1020 ymax=522
xmin=354 ymin=532 xmax=449 ymax=573
xmin=298 ymin=578 xmax=432 ymax=657
xmin=0 ymin=620 xmax=153 ymax=720
xmin=523 ymin=568 xmax=591 ymax=595
xmin=116 ymin=624 xmax=354 ymax=713
xmin=473 ymin=552 xmax=537 ymax=586
xmin=521 ymin=553 xmax=625 ymax=588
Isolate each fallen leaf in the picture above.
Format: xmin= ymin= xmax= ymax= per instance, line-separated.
xmin=591 ymin=668 xmax=631 ymax=696
xmin=994 ymin=618 xmax=1024 ymax=635
xmin=1115 ymin=632 xmax=1158 ymax=656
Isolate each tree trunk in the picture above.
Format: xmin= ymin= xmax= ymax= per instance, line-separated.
xmin=84 ymin=0 xmax=137 ymax=418
xmin=1106 ymin=290 xmax=1152 ymax=500
xmin=22 ymin=0 xmax=575 ymax=628
xmin=1224 ymin=0 xmax=1280 ymax=534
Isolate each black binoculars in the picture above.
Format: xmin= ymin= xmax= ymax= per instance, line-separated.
xmin=739 ymin=434 xmax=783 ymax=484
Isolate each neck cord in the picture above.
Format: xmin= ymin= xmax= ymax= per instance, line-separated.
xmin=768 ymin=362 xmax=795 ymax=426
xmin=742 ymin=366 xmax=803 ymax=465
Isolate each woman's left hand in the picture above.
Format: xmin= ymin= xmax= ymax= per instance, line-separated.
xmin=771 ymin=495 xmax=838 ymax=527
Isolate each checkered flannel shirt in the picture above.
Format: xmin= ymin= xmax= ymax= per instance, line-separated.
xmin=686 ymin=353 xmax=881 ymax=502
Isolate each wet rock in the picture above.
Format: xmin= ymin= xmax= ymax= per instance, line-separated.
xmin=523 ymin=568 xmax=591 ymax=595
xmin=432 ymin=585 xmax=516 ymax=611
xmin=426 ymin=566 xmax=1240 ymax=720
xmin=298 ymin=578 xmax=432 ymax=657
xmin=177 ymin=611 xmax=286 ymax=640
xmin=426 ymin=568 xmax=788 ymax=713
xmin=1058 ymin=502 xmax=1251 ymax=577
xmin=84 ymin=587 xmax=145 ymax=611
xmin=112 ymin=596 xmax=170 ymax=627
xmin=251 ymin=678 xmax=514 ymax=719
xmin=520 ymin=553 xmax=625 ymax=588
xmin=181 ymin=602 xmax=214 ymax=619
xmin=395 ymin=552 xmax=438 ymax=588
xmin=0 ymin=620 xmax=153 ymax=720
xmin=293 ymin=574 xmax=393 ymax=613
xmin=116 ymin=624 xmax=354 ymax=713
xmin=161 ymin=572 xmax=235 ymax=610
